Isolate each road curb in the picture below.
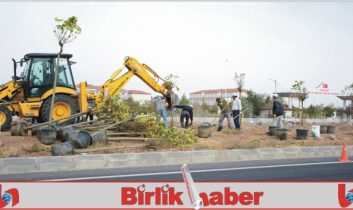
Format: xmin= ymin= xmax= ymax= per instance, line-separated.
xmin=0 ymin=145 xmax=351 ymax=174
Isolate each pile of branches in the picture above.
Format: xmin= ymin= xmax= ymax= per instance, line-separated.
xmin=133 ymin=114 xmax=197 ymax=149
xmin=96 ymin=97 xmax=196 ymax=149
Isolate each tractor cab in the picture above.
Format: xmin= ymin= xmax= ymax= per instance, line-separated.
xmin=13 ymin=53 xmax=76 ymax=99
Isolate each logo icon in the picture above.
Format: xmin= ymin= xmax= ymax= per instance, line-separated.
xmin=338 ymin=184 xmax=353 ymax=208
xmin=0 ymin=184 xmax=19 ymax=208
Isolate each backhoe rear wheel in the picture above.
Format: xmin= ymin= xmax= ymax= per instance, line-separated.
xmin=0 ymin=105 xmax=12 ymax=131
xmin=40 ymin=94 xmax=78 ymax=125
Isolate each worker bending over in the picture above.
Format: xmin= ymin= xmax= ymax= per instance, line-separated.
xmin=216 ymin=98 xmax=232 ymax=131
xmin=175 ymin=104 xmax=193 ymax=128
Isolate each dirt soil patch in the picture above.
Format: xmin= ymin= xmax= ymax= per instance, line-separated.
xmin=193 ymin=123 xmax=353 ymax=150
xmin=0 ymin=122 xmax=353 ymax=158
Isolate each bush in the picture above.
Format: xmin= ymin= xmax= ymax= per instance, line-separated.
xmin=134 ymin=114 xmax=196 ymax=149
xmin=96 ymin=96 xmax=131 ymax=121
xmin=124 ymin=98 xmax=155 ymax=115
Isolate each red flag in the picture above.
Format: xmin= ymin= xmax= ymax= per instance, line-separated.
xmin=322 ymin=83 xmax=328 ymax=89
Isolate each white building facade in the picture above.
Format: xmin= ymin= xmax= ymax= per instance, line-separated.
xmin=76 ymin=84 xmax=152 ymax=104
xmin=190 ymin=88 xmax=248 ymax=105
xmin=120 ymin=90 xmax=152 ymax=103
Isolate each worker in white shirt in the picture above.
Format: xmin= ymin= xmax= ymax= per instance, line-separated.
xmin=231 ymin=94 xmax=242 ymax=129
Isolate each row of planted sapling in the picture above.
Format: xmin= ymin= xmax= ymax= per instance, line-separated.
xmin=268 ymin=81 xmax=336 ymax=141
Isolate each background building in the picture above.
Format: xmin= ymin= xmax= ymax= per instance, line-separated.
xmin=76 ymin=84 xmax=101 ymax=95
xmin=190 ymin=88 xmax=248 ymax=105
xmin=259 ymin=103 xmax=293 ymax=118
xmin=120 ymin=89 xmax=152 ymax=103
xmin=76 ymin=84 xmax=152 ymax=103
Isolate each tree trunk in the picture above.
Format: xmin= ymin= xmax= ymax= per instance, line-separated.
xmin=48 ymin=45 xmax=63 ymax=128
xmin=300 ymin=100 xmax=304 ymax=127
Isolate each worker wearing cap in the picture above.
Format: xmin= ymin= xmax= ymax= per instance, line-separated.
xmin=175 ymin=104 xmax=193 ymax=128
xmin=231 ymin=94 xmax=242 ymax=129
xmin=272 ymin=93 xmax=284 ymax=128
xmin=216 ymin=98 xmax=232 ymax=131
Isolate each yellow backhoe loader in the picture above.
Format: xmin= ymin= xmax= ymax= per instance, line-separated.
xmin=0 ymin=53 xmax=175 ymax=131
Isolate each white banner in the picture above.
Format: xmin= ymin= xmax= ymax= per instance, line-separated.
xmin=1 ymin=182 xmax=353 ymax=209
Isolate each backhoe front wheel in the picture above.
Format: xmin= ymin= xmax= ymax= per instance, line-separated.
xmin=0 ymin=105 xmax=12 ymax=131
xmin=40 ymin=94 xmax=78 ymax=124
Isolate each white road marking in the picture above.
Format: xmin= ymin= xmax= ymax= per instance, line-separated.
xmin=44 ymin=161 xmax=351 ymax=181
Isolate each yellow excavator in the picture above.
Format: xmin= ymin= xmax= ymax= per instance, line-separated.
xmin=0 ymin=53 xmax=174 ymax=131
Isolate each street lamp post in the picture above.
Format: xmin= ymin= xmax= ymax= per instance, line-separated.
xmin=269 ymin=78 xmax=277 ymax=93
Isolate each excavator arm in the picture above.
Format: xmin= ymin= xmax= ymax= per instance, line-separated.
xmin=124 ymin=57 xmax=168 ymax=96
xmin=101 ymin=68 xmax=135 ymax=98
xmin=97 ymin=56 xmax=173 ymax=107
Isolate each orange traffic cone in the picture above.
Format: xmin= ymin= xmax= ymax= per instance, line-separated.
xmin=340 ymin=143 xmax=351 ymax=163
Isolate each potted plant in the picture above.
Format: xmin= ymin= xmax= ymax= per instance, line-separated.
xmin=292 ymin=81 xmax=309 ymax=140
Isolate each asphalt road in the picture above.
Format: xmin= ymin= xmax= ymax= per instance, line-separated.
xmin=1 ymin=156 xmax=353 ymax=181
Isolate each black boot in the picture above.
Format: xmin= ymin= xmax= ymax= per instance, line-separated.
xmin=217 ymin=126 xmax=222 ymax=131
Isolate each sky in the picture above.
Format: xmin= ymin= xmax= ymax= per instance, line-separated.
xmin=0 ymin=2 xmax=353 ymax=107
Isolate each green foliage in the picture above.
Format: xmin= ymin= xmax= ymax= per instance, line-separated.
xmin=135 ymin=114 xmax=196 ymax=149
xmin=96 ymin=96 xmax=130 ymax=121
xmin=292 ymin=80 xmax=305 ymax=92
xmin=240 ymin=97 xmax=252 ymax=117
xmin=292 ymin=107 xmax=301 ymax=117
xmin=156 ymin=128 xmax=196 ymax=149
xmin=303 ymin=104 xmax=335 ymax=118
xmin=322 ymin=105 xmax=335 ymax=117
xmin=54 ymin=16 xmax=81 ymax=46
xmin=292 ymin=80 xmax=307 ymax=101
xmin=292 ymin=104 xmax=335 ymax=118
xmin=49 ymin=16 xmax=81 ymax=128
xmin=243 ymin=90 xmax=267 ymax=116
xmin=163 ymin=74 xmax=179 ymax=91
xmin=30 ymin=142 xmax=51 ymax=153
xmin=179 ymin=94 xmax=190 ymax=105
xmin=305 ymin=105 xmax=322 ymax=118
xmin=191 ymin=102 xmax=218 ymax=117
xmin=291 ymin=81 xmax=307 ymax=126
xmin=124 ymin=98 xmax=154 ymax=115
xmin=201 ymin=103 xmax=218 ymax=114
xmin=265 ymin=96 xmax=271 ymax=103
